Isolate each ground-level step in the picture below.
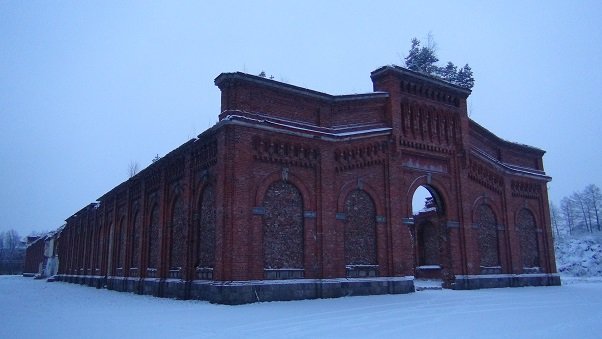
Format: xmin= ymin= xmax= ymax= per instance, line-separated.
xmin=414 ymin=279 xmax=443 ymax=291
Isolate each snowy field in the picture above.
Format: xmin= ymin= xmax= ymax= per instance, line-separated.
xmin=1 ymin=276 xmax=601 ymax=339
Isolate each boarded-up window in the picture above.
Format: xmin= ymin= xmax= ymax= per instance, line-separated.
xmin=170 ymin=197 xmax=187 ymax=271
xmin=198 ymin=186 xmax=216 ymax=268
xmin=118 ymin=217 xmax=126 ymax=274
xmin=517 ymin=209 xmax=539 ymax=268
xmin=263 ymin=181 xmax=304 ymax=269
xmin=148 ymin=205 xmax=160 ymax=269
xmin=344 ymin=189 xmax=377 ymax=265
xmin=477 ymin=204 xmax=499 ymax=267
xmin=130 ymin=211 xmax=141 ymax=269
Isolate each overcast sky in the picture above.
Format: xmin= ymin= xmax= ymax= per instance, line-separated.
xmin=1 ymin=1 xmax=601 ymax=236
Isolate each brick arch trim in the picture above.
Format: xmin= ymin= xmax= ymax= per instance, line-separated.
xmin=471 ymin=196 xmax=503 ymax=225
xmin=337 ymin=179 xmax=384 ymax=216
xmin=514 ymin=207 xmax=538 ymax=229
xmin=254 ymin=170 xmax=313 ymax=210
xmin=404 ymin=174 xmax=451 ymax=217
xmin=194 ymin=180 xmax=213 ymax=209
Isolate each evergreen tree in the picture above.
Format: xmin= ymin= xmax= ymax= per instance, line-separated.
xmin=404 ymin=38 xmax=422 ymax=72
xmin=403 ymin=37 xmax=475 ymax=90
xmin=404 ymin=37 xmax=438 ymax=75
xmin=438 ymin=62 xmax=458 ymax=82
xmin=455 ymin=64 xmax=474 ymax=89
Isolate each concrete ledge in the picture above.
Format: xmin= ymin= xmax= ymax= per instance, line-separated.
xmin=453 ymin=273 xmax=561 ymax=290
xmin=141 ymin=278 xmax=162 ymax=297
xmin=55 ymin=275 xmax=414 ymax=305
xmin=202 ymin=277 xmax=415 ymax=305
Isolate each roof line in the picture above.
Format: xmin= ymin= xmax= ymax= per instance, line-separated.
xmin=214 ymin=72 xmax=389 ymax=102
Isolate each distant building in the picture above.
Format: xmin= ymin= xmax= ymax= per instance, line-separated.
xmin=23 ymin=231 xmax=60 ymax=279
xmin=29 ymin=65 xmax=559 ymax=304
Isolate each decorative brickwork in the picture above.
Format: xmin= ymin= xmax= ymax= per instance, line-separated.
xmin=476 ymin=204 xmax=499 ymax=268
xmin=517 ymin=208 xmax=540 ymax=268
xmin=468 ymin=157 xmax=503 ymax=193
xmin=334 ymin=141 xmax=388 ymax=172
xmin=399 ymin=102 xmax=460 ymax=150
xmin=511 ymin=181 xmax=541 ymax=199
xmin=252 ymin=137 xmax=319 ymax=169
xmin=192 ymin=139 xmax=218 ymax=171
xmin=197 ymin=185 xmax=216 ymax=269
xmin=344 ymin=189 xmax=377 ymax=266
xmin=262 ymin=181 xmax=304 ymax=270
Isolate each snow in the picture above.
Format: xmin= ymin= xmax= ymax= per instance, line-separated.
xmin=1 ymin=276 xmax=602 ymax=338
xmin=555 ymin=234 xmax=602 ymax=277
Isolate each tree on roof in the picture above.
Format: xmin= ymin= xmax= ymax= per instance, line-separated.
xmin=404 ymin=35 xmax=475 ymax=90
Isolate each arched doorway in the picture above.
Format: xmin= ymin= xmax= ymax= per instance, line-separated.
xmin=412 ymin=185 xmax=446 ymax=279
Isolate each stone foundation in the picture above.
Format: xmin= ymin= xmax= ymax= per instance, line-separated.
xmin=56 ymin=275 xmax=415 ymax=305
xmin=452 ymin=273 xmax=561 ymax=290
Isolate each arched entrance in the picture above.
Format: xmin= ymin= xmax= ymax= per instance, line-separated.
xmin=411 ymin=185 xmax=447 ymax=279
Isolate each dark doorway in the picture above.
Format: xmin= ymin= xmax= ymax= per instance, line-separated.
xmin=412 ymin=185 xmax=446 ymax=279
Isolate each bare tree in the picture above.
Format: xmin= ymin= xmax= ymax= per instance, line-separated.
xmin=560 ymin=197 xmax=576 ymax=235
xmin=128 ymin=161 xmax=139 ymax=178
xmin=572 ymin=192 xmax=593 ymax=233
xmin=584 ymin=184 xmax=601 ymax=232
xmin=5 ymin=230 xmax=20 ymax=258
xmin=0 ymin=231 xmax=4 ymax=261
xmin=550 ymin=201 xmax=561 ymax=238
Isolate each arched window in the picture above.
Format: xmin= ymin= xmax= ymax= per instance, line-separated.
xmin=344 ymin=189 xmax=377 ymax=266
xmin=517 ymin=209 xmax=539 ymax=268
xmin=147 ymin=205 xmax=160 ymax=274
xmin=130 ymin=211 xmax=141 ymax=273
xmin=262 ymin=181 xmax=304 ymax=271
xmin=118 ymin=217 xmax=127 ymax=274
xmin=197 ymin=186 xmax=216 ymax=270
xmin=476 ymin=204 xmax=499 ymax=268
xmin=169 ymin=197 xmax=187 ymax=274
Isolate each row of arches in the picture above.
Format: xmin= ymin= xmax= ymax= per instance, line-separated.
xmin=262 ymin=179 xmax=542 ymax=279
xmin=63 ymin=177 xmax=543 ymax=281
xmin=262 ymin=181 xmax=378 ymax=277
xmin=413 ymin=186 xmax=541 ymax=273
xmin=100 ymin=185 xmax=216 ymax=280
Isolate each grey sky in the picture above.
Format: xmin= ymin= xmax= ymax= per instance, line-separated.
xmin=1 ymin=1 xmax=601 ymax=236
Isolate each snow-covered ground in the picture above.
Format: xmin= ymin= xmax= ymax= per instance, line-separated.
xmin=1 ymin=276 xmax=601 ymax=338
xmin=555 ymin=234 xmax=602 ymax=277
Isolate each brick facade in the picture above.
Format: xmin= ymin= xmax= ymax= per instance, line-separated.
xmin=30 ymin=65 xmax=559 ymax=304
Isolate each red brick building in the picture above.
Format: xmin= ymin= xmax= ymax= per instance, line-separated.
xmin=43 ymin=65 xmax=559 ymax=304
